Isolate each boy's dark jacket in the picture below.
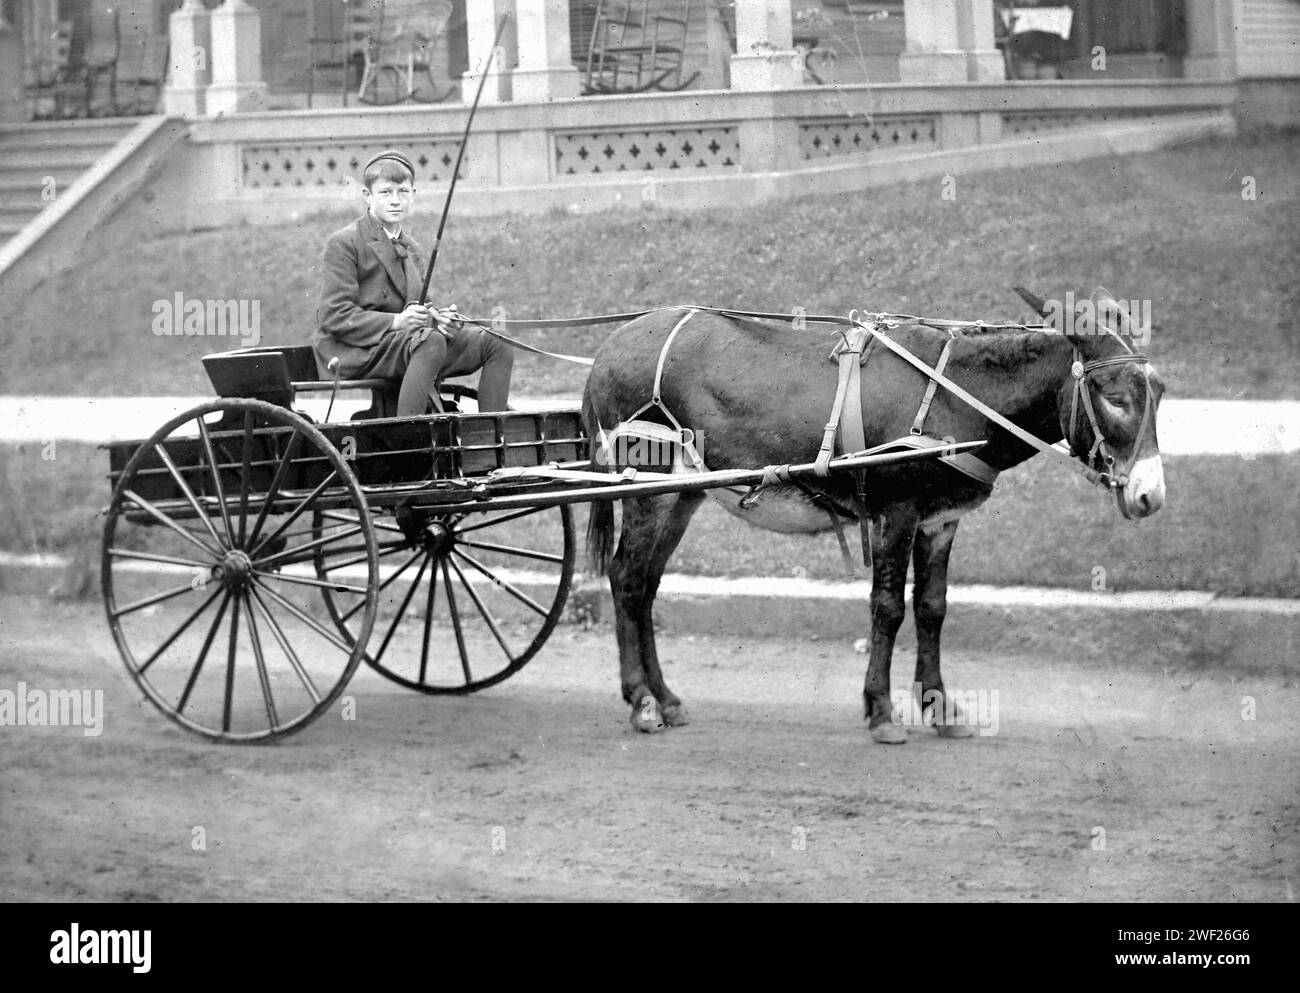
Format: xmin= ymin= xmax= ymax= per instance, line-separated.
xmin=313 ymin=212 xmax=426 ymax=377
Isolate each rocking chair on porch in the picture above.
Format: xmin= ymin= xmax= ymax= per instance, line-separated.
xmin=356 ymin=0 xmax=456 ymax=105
xmin=308 ymin=0 xmax=455 ymax=106
xmin=584 ymin=0 xmax=698 ymax=94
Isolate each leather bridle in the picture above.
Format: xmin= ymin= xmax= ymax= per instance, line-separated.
xmin=1067 ymin=346 xmax=1155 ymax=491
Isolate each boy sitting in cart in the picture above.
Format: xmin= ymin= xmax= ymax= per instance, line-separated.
xmin=313 ymin=149 xmax=514 ymax=414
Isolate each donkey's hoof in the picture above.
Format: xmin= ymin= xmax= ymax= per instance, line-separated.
xmin=935 ymin=721 xmax=976 ymax=738
xmin=870 ymin=721 xmax=908 ymax=745
xmin=661 ymin=702 xmax=691 ymax=727
xmin=631 ymin=695 xmax=667 ymax=733
xmin=927 ymin=703 xmax=977 ymax=738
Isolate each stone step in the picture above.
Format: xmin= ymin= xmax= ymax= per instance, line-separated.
xmin=0 ymin=171 xmax=82 ymax=193
xmin=0 ymin=204 xmax=43 ymax=228
xmin=0 ymin=147 xmax=106 ymax=171
xmin=0 ymin=119 xmax=136 ymax=148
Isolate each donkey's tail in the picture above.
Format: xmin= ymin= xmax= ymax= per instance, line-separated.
xmin=587 ymin=498 xmax=616 ymax=575
xmin=582 ymin=388 xmax=617 ymax=575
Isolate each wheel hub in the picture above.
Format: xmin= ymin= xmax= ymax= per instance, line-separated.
xmin=421 ymin=521 xmax=455 ymax=554
xmin=212 ymin=549 xmax=254 ymax=589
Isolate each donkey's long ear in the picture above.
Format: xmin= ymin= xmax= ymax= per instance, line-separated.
xmin=1012 ymin=285 xmax=1050 ymax=318
xmin=1090 ymin=285 xmax=1138 ymax=347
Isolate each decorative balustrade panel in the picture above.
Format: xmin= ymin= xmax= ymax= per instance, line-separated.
xmin=1000 ymin=109 xmax=1156 ymax=136
xmin=554 ymin=127 xmax=741 ymax=175
xmin=798 ymin=115 xmax=939 ymax=159
xmin=241 ymin=139 xmax=467 ymax=189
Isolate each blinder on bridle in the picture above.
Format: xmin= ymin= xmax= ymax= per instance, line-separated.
xmin=1066 ymin=346 xmax=1154 ymax=491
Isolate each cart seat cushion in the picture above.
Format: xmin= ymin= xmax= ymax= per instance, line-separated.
xmin=201 ymin=345 xmax=325 ymax=401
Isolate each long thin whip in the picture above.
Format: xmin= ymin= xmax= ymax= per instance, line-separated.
xmin=417 ymin=12 xmax=510 ymax=303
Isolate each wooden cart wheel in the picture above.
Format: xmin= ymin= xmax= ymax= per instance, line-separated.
xmin=102 ymin=399 xmax=379 ymax=743
xmin=312 ymin=503 xmax=575 ymax=694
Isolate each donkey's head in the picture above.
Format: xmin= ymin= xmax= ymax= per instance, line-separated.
xmin=1015 ymin=286 xmax=1167 ymax=520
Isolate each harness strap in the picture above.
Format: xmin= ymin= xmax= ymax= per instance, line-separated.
xmin=464 ymin=320 xmax=595 ymax=366
xmin=620 ymin=308 xmax=706 ymax=473
xmin=863 ymin=324 xmax=1111 ymax=487
xmin=1066 ymin=349 xmax=1153 ymax=487
xmin=461 ymin=305 xmax=1047 ymax=335
xmin=653 ymin=309 xmax=698 ymax=405
xmin=911 ymin=336 xmax=955 ymax=436
xmin=813 ymin=327 xmax=869 ymax=477
xmin=898 ymin=435 xmax=1000 ymax=486
xmin=839 ymin=338 xmax=868 ymax=460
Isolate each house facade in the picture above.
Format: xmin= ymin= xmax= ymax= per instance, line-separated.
xmin=2 ymin=0 xmax=1292 ymax=121
xmin=0 ymin=0 xmax=1292 ymax=303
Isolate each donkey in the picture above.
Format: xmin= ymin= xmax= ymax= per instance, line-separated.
xmin=581 ymin=291 xmax=1165 ymax=742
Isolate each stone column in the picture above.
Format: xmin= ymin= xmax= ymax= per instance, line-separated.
xmin=511 ymin=0 xmax=580 ymax=102
xmin=959 ymin=0 xmax=1005 ymax=82
xmin=206 ymin=0 xmax=268 ymax=115
xmin=164 ymin=0 xmax=212 ymax=118
xmin=0 ymin=6 xmax=24 ymax=123
xmin=463 ymin=0 xmax=514 ymax=104
xmin=729 ymin=0 xmax=801 ymax=90
xmin=899 ymin=0 xmax=1003 ymax=83
xmin=1182 ymin=0 xmax=1235 ymax=79
xmin=698 ymin=2 xmax=731 ymax=90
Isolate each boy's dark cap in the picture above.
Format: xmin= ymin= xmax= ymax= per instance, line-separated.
xmin=363 ymin=149 xmax=416 ymax=177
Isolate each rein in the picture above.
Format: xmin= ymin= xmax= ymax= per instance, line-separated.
xmin=458 ymin=304 xmax=1148 ymax=491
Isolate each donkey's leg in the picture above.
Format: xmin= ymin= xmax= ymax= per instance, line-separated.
xmin=863 ymin=507 xmax=919 ymax=744
xmin=637 ymin=491 xmax=705 ymax=728
xmin=912 ymin=520 xmax=973 ymax=738
xmin=610 ymin=496 xmax=669 ymax=726
xmin=609 ymin=493 xmax=703 ymax=732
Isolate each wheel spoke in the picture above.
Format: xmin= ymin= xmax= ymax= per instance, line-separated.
xmin=452 ymin=549 xmax=549 ymax=617
xmin=253 ymin=578 xmax=356 ymax=654
xmin=109 ymin=547 xmax=210 ymax=570
xmin=243 ymin=591 xmax=280 ymax=730
xmin=254 ymin=524 xmax=363 ymax=570
xmin=372 ymin=551 xmax=430 ymax=664
xmin=454 ymin=506 xmax=548 ymax=535
xmin=248 ymin=585 xmax=321 ymax=704
xmin=140 ymin=583 xmax=224 ymax=674
xmin=441 ymin=558 xmax=472 ymax=684
xmin=339 ymin=549 xmax=422 ymax=623
xmin=252 ymin=569 xmax=369 ymax=596
xmin=176 ymin=591 xmax=232 ymax=715
xmin=197 ymin=416 xmax=236 ymax=546
xmin=153 ymin=444 xmax=227 ymax=551
xmin=236 ymin=412 xmax=255 ymax=547
xmin=319 ymin=509 xmax=405 ymax=535
xmin=249 ymin=469 xmax=340 ymax=558
xmin=223 ymin=591 xmax=241 ymax=732
xmin=455 ymin=537 xmax=564 ymax=564
xmin=447 ymin=555 xmax=513 ymax=660
xmin=122 ymin=488 xmax=222 ymax=561
xmin=320 ymin=541 xmax=409 ymax=573
xmin=113 ymin=580 xmax=204 ymax=619
xmin=246 ymin=428 xmax=305 ymax=550
xmin=418 ymin=558 xmax=439 ymax=685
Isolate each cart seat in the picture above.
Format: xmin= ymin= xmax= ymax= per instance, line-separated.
xmin=200 ymin=345 xmax=479 ymax=419
xmin=201 ymin=345 xmax=396 ymax=414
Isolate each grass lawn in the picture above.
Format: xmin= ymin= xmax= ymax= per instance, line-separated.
xmin=2 ymin=129 xmax=1297 ymax=400
xmin=5 ymin=442 xmax=1296 ymax=598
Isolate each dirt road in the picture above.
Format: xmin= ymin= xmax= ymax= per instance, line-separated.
xmin=1 ymin=592 xmax=1295 ymax=901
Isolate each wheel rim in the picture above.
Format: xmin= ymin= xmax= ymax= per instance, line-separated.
xmin=313 ymin=503 xmax=574 ymax=694
xmin=102 ymin=399 xmax=378 ymax=742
